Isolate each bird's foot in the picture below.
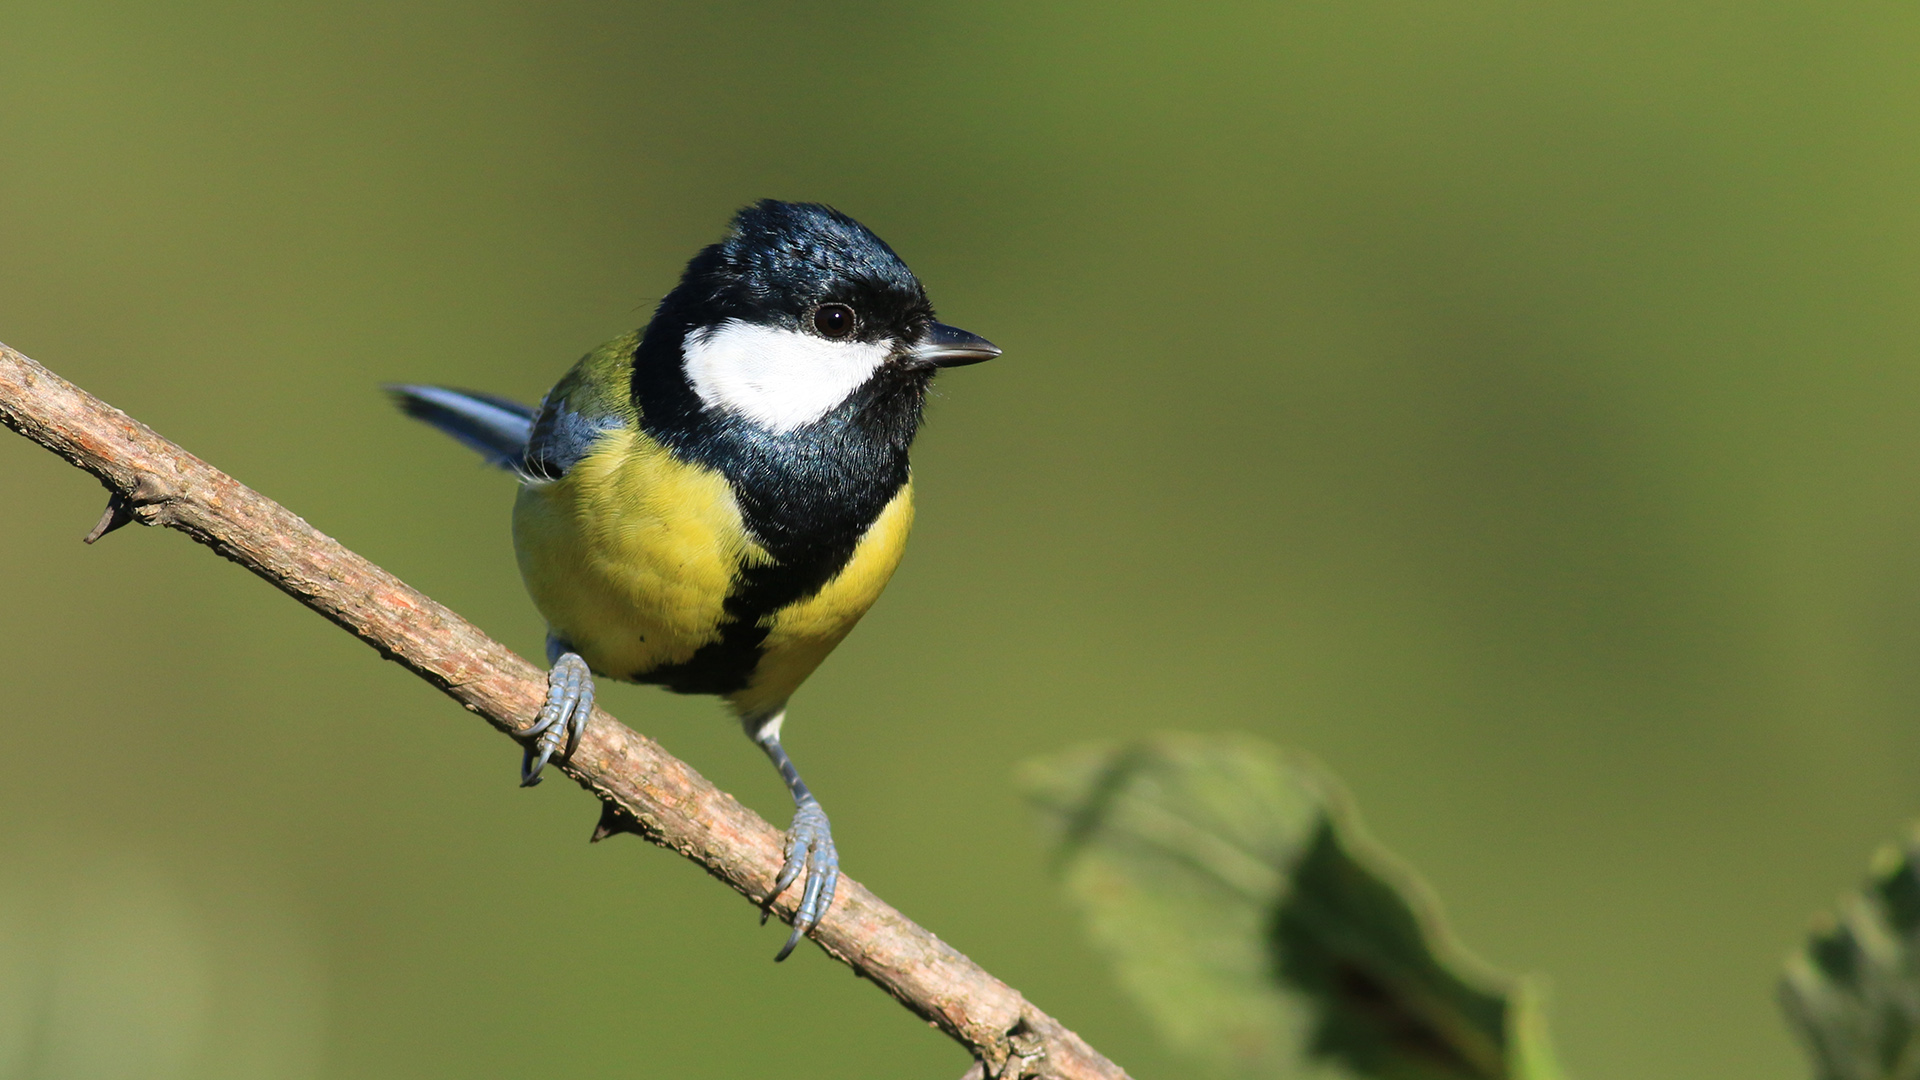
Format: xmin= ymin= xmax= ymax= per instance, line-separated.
xmin=761 ymin=799 xmax=839 ymax=961
xmin=521 ymin=652 xmax=593 ymax=787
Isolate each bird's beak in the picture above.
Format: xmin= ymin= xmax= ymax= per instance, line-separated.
xmin=906 ymin=322 xmax=1001 ymax=369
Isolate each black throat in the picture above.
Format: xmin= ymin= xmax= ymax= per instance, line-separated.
xmin=625 ymin=325 xmax=930 ymax=695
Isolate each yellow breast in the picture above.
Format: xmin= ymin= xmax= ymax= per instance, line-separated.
xmin=513 ymin=426 xmax=755 ymax=678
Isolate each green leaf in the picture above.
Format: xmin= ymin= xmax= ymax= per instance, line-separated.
xmin=1018 ymin=733 xmax=1563 ymax=1080
xmin=1782 ymin=830 xmax=1920 ymax=1080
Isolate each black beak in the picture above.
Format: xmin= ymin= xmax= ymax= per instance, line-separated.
xmin=907 ymin=322 xmax=1001 ymax=368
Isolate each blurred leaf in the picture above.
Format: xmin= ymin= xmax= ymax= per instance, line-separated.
xmin=1782 ymin=829 xmax=1920 ymax=1080
xmin=1019 ymin=733 xmax=1562 ymax=1080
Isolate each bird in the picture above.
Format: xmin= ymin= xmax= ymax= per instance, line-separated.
xmin=387 ymin=200 xmax=999 ymax=960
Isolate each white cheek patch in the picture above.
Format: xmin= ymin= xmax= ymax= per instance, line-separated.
xmin=682 ymin=320 xmax=893 ymax=433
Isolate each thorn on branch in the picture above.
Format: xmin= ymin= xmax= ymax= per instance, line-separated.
xmin=83 ymin=489 xmax=135 ymax=543
xmin=82 ymin=474 xmax=168 ymax=544
xmin=591 ymin=799 xmax=642 ymax=842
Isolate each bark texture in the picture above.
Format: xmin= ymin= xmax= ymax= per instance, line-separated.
xmin=0 ymin=341 xmax=1129 ymax=1080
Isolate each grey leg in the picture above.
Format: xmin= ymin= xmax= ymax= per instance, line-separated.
xmin=750 ymin=710 xmax=839 ymax=962
xmin=521 ymin=634 xmax=594 ymax=787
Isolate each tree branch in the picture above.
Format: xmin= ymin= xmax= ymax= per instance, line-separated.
xmin=0 ymin=341 xmax=1129 ymax=1080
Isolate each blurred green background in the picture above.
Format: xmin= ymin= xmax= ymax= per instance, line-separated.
xmin=2 ymin=1 xmax=1918 ymax=1077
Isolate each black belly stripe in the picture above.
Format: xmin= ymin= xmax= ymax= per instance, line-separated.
xmin=635 ymin=491 xmax=900 ymax=694
xmin=628 ymin=335 xmax=929 ymax=696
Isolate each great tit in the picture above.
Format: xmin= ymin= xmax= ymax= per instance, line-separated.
xmin=388 ymin=200 xmax=998 ymax=959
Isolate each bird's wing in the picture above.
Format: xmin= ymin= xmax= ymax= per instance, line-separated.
xmin=523 ymin=332 xmax=641 ymax=480
xmin=386 ymin=384 xmax=537 ymax=469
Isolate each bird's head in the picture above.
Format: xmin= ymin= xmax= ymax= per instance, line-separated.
xmin=648 ymin=200 xmax=998 ymax=434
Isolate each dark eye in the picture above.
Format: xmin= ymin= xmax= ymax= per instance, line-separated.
xmin=812 ymin=304 xmax=856 ymax=339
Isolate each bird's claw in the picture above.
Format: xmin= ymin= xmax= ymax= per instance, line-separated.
xmin=522 ymin=652 xmax=593 ymax=786
xmin=763 ymin=799 xmax=839 ymax=961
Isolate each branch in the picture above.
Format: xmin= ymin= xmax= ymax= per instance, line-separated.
xmin=0 ymin=341 xmax=1129 ymax=1080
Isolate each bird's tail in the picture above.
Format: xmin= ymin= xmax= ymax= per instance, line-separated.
xmin=385 ymin=384 xmax=537 ymax=470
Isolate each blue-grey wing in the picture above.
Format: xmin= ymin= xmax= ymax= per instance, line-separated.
xmin=522 ymin=335 xmax=638 ymax=480
xmin=389 ymin=333 xmax=635 ymax=480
